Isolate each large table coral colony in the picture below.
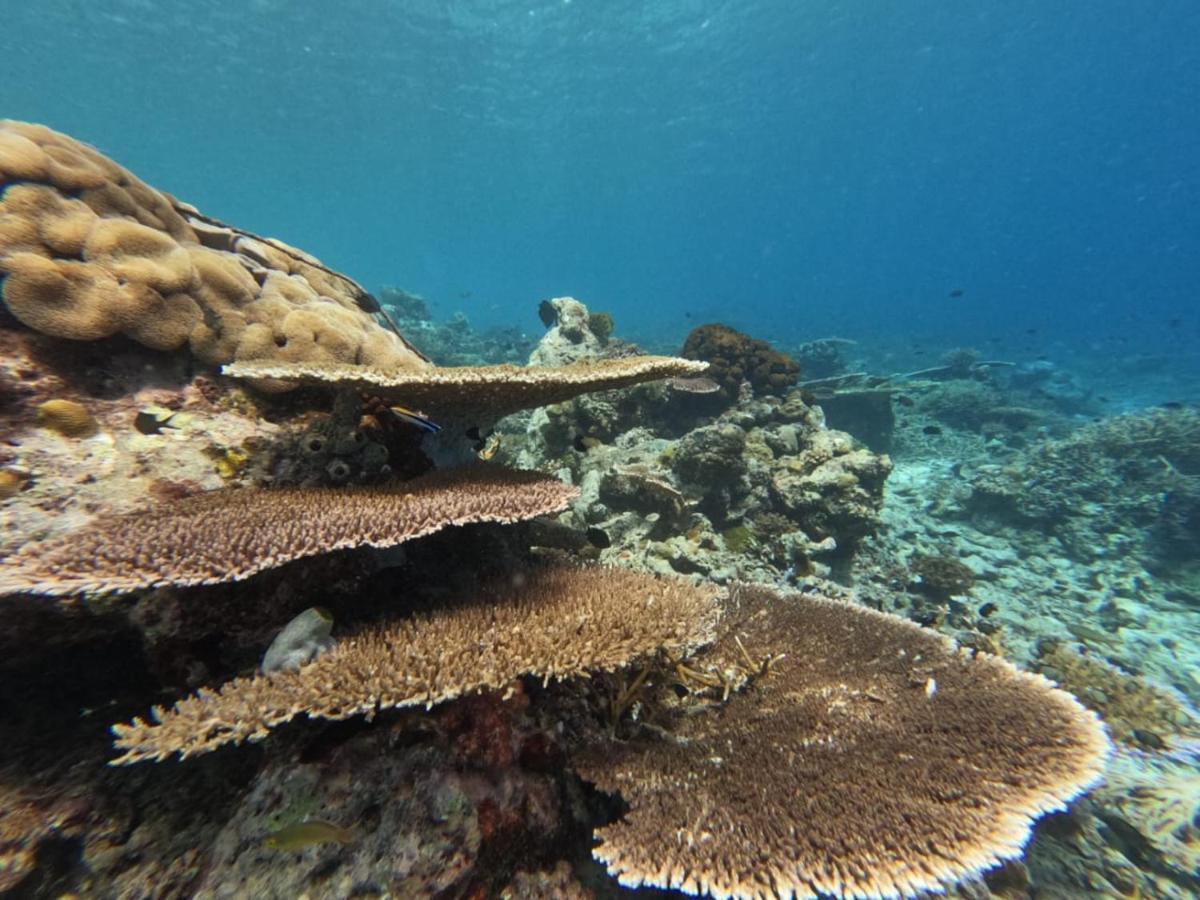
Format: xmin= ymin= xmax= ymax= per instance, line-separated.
xmin=0 ymin=121 xmax=1110 ymax=899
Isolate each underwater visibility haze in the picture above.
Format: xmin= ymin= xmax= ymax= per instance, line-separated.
xmin=0 ymin=1 xmax=1198 ymax=898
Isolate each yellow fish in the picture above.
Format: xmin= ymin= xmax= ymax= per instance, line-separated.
xmin=477 ymin=434 xmax=502 ymax=461
xmin=264 ymin=819 xmax=356 ymax=851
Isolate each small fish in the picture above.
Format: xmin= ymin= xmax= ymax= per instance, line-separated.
xmin=894 ymin=395 xmax=914 ymax=408
xmin=586 ymin=526 xmax=611 ymax=549
xmin=264 ymin=819 xmax=356 ymax=851
xmin=477 ymin=434 xmax=501 ymax=461
xmin=948 ymin=289 xmax=964 ymax=299
xmin=922 ymin=425 xmax=942 ymax=436
xmin=1159 ymin=401 xmax=1183 ymax=410
xmin=134 ymin=407 xmax=178 ymax=435
xmin=389 ymin=405 xmax=442 ymax=434
xmin=356 ymin=292 xmax=382 ymax=314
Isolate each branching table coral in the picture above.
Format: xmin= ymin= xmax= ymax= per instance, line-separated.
xmin=222 ymin=356 xmax=710 ymax=423
xmin=0 ymin=465 xmax=577 ymax=596
xmin=574 ymin=583 xmax=1111 ymax=900
xmin=110 ymin=566 xmax=721 ymax=765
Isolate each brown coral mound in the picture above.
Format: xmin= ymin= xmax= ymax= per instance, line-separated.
xmin=575 ymin=584 xmax=1110 ymax=900
xmin=110 ymin=566 xmax=720 ymax=764
xmin=222 ymin=356 xmax=709 ymax=421
xmin=0 ymin=120 xmax=423 ymax=371
xmin=681 ymin=323 xmax=800 ymax=399
xmin=0 ymin=465 xmax=576 ymax=597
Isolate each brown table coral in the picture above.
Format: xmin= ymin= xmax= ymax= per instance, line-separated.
xmin=0 ymin=464 xmax=577 ymax=596
xmin=110 ymin=566 xmax=720 ymax=764
xmin=574 ymin=583 xmax=1110 ymax=900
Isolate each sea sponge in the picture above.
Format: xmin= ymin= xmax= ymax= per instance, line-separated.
xmin=0 ymin=120 xmax=423 ymax=374
xmin=35 ymin=398 xmax=97 ymax=437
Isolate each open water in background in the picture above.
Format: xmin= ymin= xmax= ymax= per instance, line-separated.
xmin=2 ymin=0 xmax=1197 ymax=374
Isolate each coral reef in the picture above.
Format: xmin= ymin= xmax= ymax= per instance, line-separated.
xmin=506 ymin=300 xmax=892 ymax=584
xmin=379 ymin=285 xmax=537 ymax=366
xmin=224 ymin=355 xmax=705 ymax=422
xmin=1034 ymin=642 xmax=1200 ymax=751
xmin=791 ymin=336 xmax=855 ymax=379
xmin=966 ymin=407 xmax=1200 ymax=572
xmin=1096 ymin=747 xmax=1200 ymax=888
xmin=0 ymin=124 xmax=1154 ymax=899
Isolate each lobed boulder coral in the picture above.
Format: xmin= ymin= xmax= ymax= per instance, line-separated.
xmin=0 ymin=120 xmax=425 ymax=375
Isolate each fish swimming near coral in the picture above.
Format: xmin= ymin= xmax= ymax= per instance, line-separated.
xmin=477 ymin=433 xmax=502 ymax=460
xmin=264 ymin=819 xmax=356 ymax=851
xmin=389 ymin=405 xmax=442 ymax=433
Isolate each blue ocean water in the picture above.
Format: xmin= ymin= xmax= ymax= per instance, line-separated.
xmin=3 ymin=0 xmax=1197 ymax=379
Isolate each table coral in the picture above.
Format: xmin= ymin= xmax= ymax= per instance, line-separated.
xmin=574 ymin=583 xmax=1110 ymax=900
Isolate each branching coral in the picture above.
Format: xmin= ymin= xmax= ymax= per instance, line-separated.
xmin=110 ymin=566 xmax=720 ymax=764
xmin=574 ymin=584 xmax=1110 ymax=900
xmin=0 ymin=465 xmax=577 ymax=596
xmin=681 ymin=323 xmax=800 ymax=400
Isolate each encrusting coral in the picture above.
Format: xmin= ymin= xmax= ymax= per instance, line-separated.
xmin=0 ymin=464 xmax=577 ymax=596
xmin=0 ymin=120 xmax=424 ymax=373
xmin=573 ymin=583 xmax=1110 ymax=900
xmin=110 ymin=566 xmax=720 ymax=764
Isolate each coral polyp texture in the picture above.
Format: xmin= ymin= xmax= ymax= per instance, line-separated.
xmin=222 ymin=355 xmax=710 ymax=421
xmin=681 ymin=322 xmax=800 ymax=399
xmin=574 ymin=584 xmax=1110 ymax=900
xmin=0 ymin=120 xmax=424 ymax=371
xmin=0 ymin=465 xmax=577 ymax=596
xmin=110 ymin=566 xmax=721 ymax=764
